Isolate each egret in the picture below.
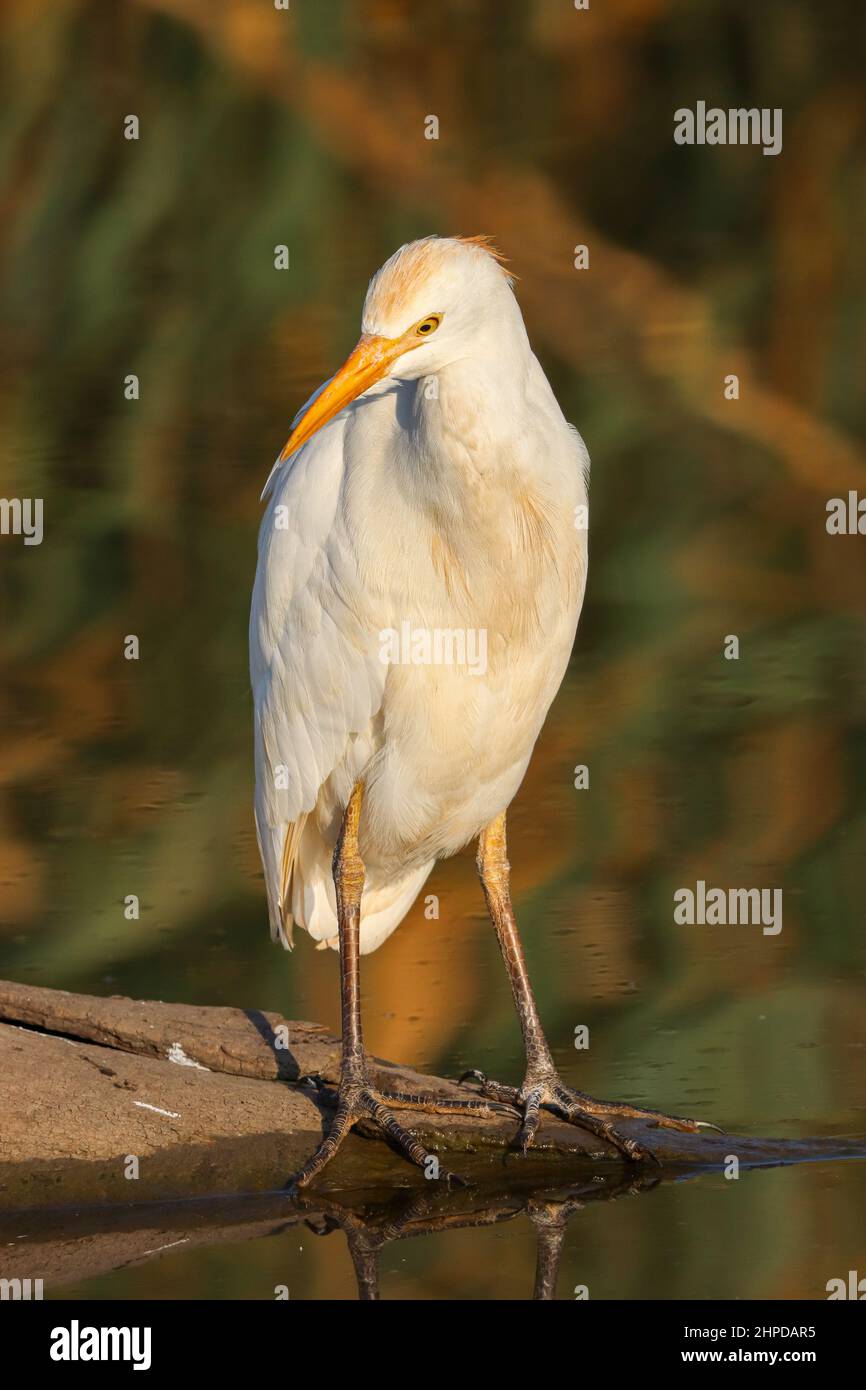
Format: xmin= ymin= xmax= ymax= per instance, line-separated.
xmin=250 ymin=235 xmax=706 ymax=1187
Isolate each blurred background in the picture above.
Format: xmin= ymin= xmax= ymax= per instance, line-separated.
xmin=1 ymin=0 xmax=865 ymax=1298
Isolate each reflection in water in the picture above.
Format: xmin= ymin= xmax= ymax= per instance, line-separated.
xmin=294 ymin=1173 xmax=661 ymax=1301
xmin=0 ymin=1171 xmax=656 ymax=1301
xmin=4 ymin=1155 xmax=864 ymax=1301
xmin=1 ymin=0 xmax=865 ymax=1298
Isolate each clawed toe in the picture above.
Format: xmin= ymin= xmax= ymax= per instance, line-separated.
xmin=549 ymin=1087 xmax=657 ymax=1164
xmin=458 ymin=1068 xmax=521 ymax=1107
xmin=458 ymin=1067 xmax=718 ymax=1164
xmin=291 ymin=1062 xmax=717 ymax=1188
xmin=289 ymin=1079 xmax=474 ymax=1189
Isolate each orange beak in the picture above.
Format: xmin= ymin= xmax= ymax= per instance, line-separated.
xmin=278 ymin=333 xmax=404 ymax=462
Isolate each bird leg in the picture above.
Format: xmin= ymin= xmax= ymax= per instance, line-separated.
xmin=289 ymin=783 xmax=512 ymax=1191
xmin=528 ymin=1200 xmax=572 ymax=1301
xmin=462 ymin=810 xmax=715 ymax=1164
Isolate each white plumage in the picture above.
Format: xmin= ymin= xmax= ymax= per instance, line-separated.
xmin=250 ymin=236 xmax=589 ymax=955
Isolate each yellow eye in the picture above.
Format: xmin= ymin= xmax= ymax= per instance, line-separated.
xmin=415 ymin=314 xmax=442 ymax=337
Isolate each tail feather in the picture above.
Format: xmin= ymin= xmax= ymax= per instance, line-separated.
xmin=262 ymin=814 xmax=434 ymax=956
xmin=256 ymin=813 xmax=307 ymax=950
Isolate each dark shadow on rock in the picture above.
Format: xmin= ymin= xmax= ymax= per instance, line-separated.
xmin=242 ymin=1008 xmax=302 ymax=1081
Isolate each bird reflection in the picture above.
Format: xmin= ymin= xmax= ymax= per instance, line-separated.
xmin=295 ymin=1171 xmax=661 ymax=1300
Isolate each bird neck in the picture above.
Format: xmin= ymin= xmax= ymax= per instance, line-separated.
xmin=408 ymin=327 xmax=541 ymax=506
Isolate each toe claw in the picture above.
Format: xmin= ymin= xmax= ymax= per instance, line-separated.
xmin=512 ymin=1128 xmax=532 ymax=1156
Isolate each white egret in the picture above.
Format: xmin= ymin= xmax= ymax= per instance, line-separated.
xmin=250 ymin=235 xmax=705 ymax=1187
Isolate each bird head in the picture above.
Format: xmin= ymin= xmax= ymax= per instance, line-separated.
xmin=278 ymin=236 xmax=515 ymax=461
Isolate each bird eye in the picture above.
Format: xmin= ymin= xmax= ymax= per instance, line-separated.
xmin=415 ymin=315 xmax=442 ymax=337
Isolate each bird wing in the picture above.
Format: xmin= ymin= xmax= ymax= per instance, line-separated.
xmin=250 ymin=416 xmax=387 ymax=946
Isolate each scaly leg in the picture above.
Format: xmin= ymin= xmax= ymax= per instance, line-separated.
xmin=461 ymin=811 xmax=718 ymax=1163
xmin=289 ymin=783 xmax=512 ymax=1190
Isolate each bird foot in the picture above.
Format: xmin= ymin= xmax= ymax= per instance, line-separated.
xmin=459 ymin=1068 xmax=719 ymax=1164
xmin=288 ymin=1075 xmax=513 ymax=1190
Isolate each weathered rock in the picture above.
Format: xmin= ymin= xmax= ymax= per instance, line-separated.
xmin=0 ymin=979 xmax=863 ymax=1214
